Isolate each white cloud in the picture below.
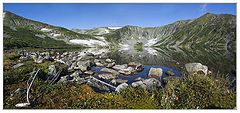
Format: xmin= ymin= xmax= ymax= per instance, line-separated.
xmin=200 ymin=4 xmax=208 ymax=13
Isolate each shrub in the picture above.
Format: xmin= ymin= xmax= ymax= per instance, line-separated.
xmin=158 ymin=74 xmax=236 ymax=109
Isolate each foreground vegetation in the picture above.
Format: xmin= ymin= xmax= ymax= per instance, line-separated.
xmin=3 ymin=50 xmax=236 ymax=109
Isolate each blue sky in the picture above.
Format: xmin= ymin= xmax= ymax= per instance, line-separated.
xmin=4 ymin=3 xmax=236 ymax=29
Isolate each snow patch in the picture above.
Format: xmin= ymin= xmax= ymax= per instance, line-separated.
xmin=69 ymin=39 xmax=107 ymax=46
xmin=144 ymin=38 xmax=158 ymax=46
xmin=107 ymin=26 xmax=122 ymax=30
xmin=53 ymin=33 xmax=61 ymax=37
xmin=41 ymin=28 xmax=51 ymax=32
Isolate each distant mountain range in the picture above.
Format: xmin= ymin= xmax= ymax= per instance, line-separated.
xmin=3 ymin=11 xmax=236 ymax=51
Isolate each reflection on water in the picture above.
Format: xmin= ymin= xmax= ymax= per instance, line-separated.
xmin=78 ymin=46 xmax=235 ymax=77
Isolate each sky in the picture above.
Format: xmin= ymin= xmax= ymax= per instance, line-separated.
xmin=3 ymin=3 xmax=236 ymax=29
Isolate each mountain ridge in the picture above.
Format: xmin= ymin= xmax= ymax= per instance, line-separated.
xmin=3 ymin=11 xmax=236 ymax=51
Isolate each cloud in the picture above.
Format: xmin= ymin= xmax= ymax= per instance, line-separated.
xmin=200 ymin=4 xmax=208 ymax=13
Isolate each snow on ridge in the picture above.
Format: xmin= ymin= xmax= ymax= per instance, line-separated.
xmin=144 ymin=38 xmax=158 ymax=46
xmin=41 ymin=28 xmax=52 ymax=32
xmin=107 ymin=26 xmax=122 ymax=30
xmin=69 ymin=39 xmax=107 ymax=46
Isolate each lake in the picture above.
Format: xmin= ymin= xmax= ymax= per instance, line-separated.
xmin=79 ymin=46 xmax=236 ymax=78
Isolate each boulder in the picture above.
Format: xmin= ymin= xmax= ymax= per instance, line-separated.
xmin=185 ymin=63 xmax=208 ymax=75
xmin=111 ymin=79 xmax=128 ymax=85
xmin=143 ymin=78 xmax=161 ymax=91
xmin=105 ymin=58 xmax=114 ymax=63
xmin=112 ymin=64 xmax=128 ymax=70
xmin=106 ymin=62 xmax=115 ymax=68
xmin=100 ymin=68 xmax=120 ymax=75
xmin=84 ymin=71 xmax=94 ymax=75
xmin=148 ymin=68 xmax=163 ymax=79
xmin=128 ymin=62 xmax=141 ymax=67
xmin=134 ymin=77 xmax=143 ymax=81
xmin=98 ymin=73 xmax=117 ymax=80
xmin=95 ymin=62 xmax=104 ymax=67
xmin=119 ymin=67 xmax=134 ymax=75
xmin=131 ymin=81 xmax=147 ymax=88
xmin=115 ymin=83 xmax=128 ymax=92
xmin=128 ymin=62 xmax=144 ymax=72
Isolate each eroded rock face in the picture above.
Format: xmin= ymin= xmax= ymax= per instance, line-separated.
xmin=148 ymin=68 xmax=163 ymax=79
xmin=115 ymin=83 xmax=128 ymax=92
xmin=185 ymin=63 xmax=208 ymax=75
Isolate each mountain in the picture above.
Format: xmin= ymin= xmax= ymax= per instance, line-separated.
xmin=3 ymin=11 xmax=108 ymax=49
xmin=3 ymin=11 xmax=236 ymax=51
xmin=72 ymin=26 xmax=122 ymax=35
xmin=103 ymin=13 xmax=236 ymax=50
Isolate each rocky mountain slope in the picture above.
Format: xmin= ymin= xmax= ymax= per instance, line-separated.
xmin=104 ymin=13 xmax=236 ymax=50
xmin=3 ymin=11 xmax=236 ymax=51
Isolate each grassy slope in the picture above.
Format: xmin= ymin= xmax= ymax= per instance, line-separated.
xmin=3 ymin=26 xmax=85 ymax=49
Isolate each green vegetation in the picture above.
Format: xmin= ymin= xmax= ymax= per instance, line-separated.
xmin=3 ymin=26 xmax=85 ymax=49
xmin=134 ymin=42 xmax=143 ymax=52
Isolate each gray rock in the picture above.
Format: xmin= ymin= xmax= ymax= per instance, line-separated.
xmin=105 ymin=58 xmax=113 ymax=63
xmin=115 ymin=79 xmax=128 ymax=84
xmin=143 ymin=78 xmax=161 ymax=91
xmin=84 ymin=71 xmax=94 ymax=75
xmin=148 ymin=68 xmax=163 ymax=79
xmin=100 ymin=68 xmax=120 ymax=75
xmin=118 ymin=67 xmax=134 ymax=75
xmin=115 ymin=83 xmax=128 ymax=92
xmin=98 ymin=73 xmax=117 ymax=80
xmin=134 ymin=77 xmax=143 ymax=81
xmin=106 ymin=62 xmax=115 ymax=68
xmin=128 ymin=62 xmax=141 ymax=67
xmin=185 ymin=63 xmax=208 ymax=75
xmin=12 ymin=63 xmax=24 ymax=69
xmin=112 ymin=64 xmax=128 ymax=70
xmin=131 ymin=81 xmax=147 ymax=89
xmin=95 ymin=62 xmax=104 ymax=67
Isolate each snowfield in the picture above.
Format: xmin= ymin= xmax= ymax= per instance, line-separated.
xmin=107 ymin=26 xmax=122 ymax=30
xmin=69 ymin=39 xmax=108 ymax=47
xmin=144 ymin=38 xmax=158 ymax=46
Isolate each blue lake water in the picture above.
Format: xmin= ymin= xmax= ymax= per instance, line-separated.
xmin=91 ymin=65 xmax=182 ymax=85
